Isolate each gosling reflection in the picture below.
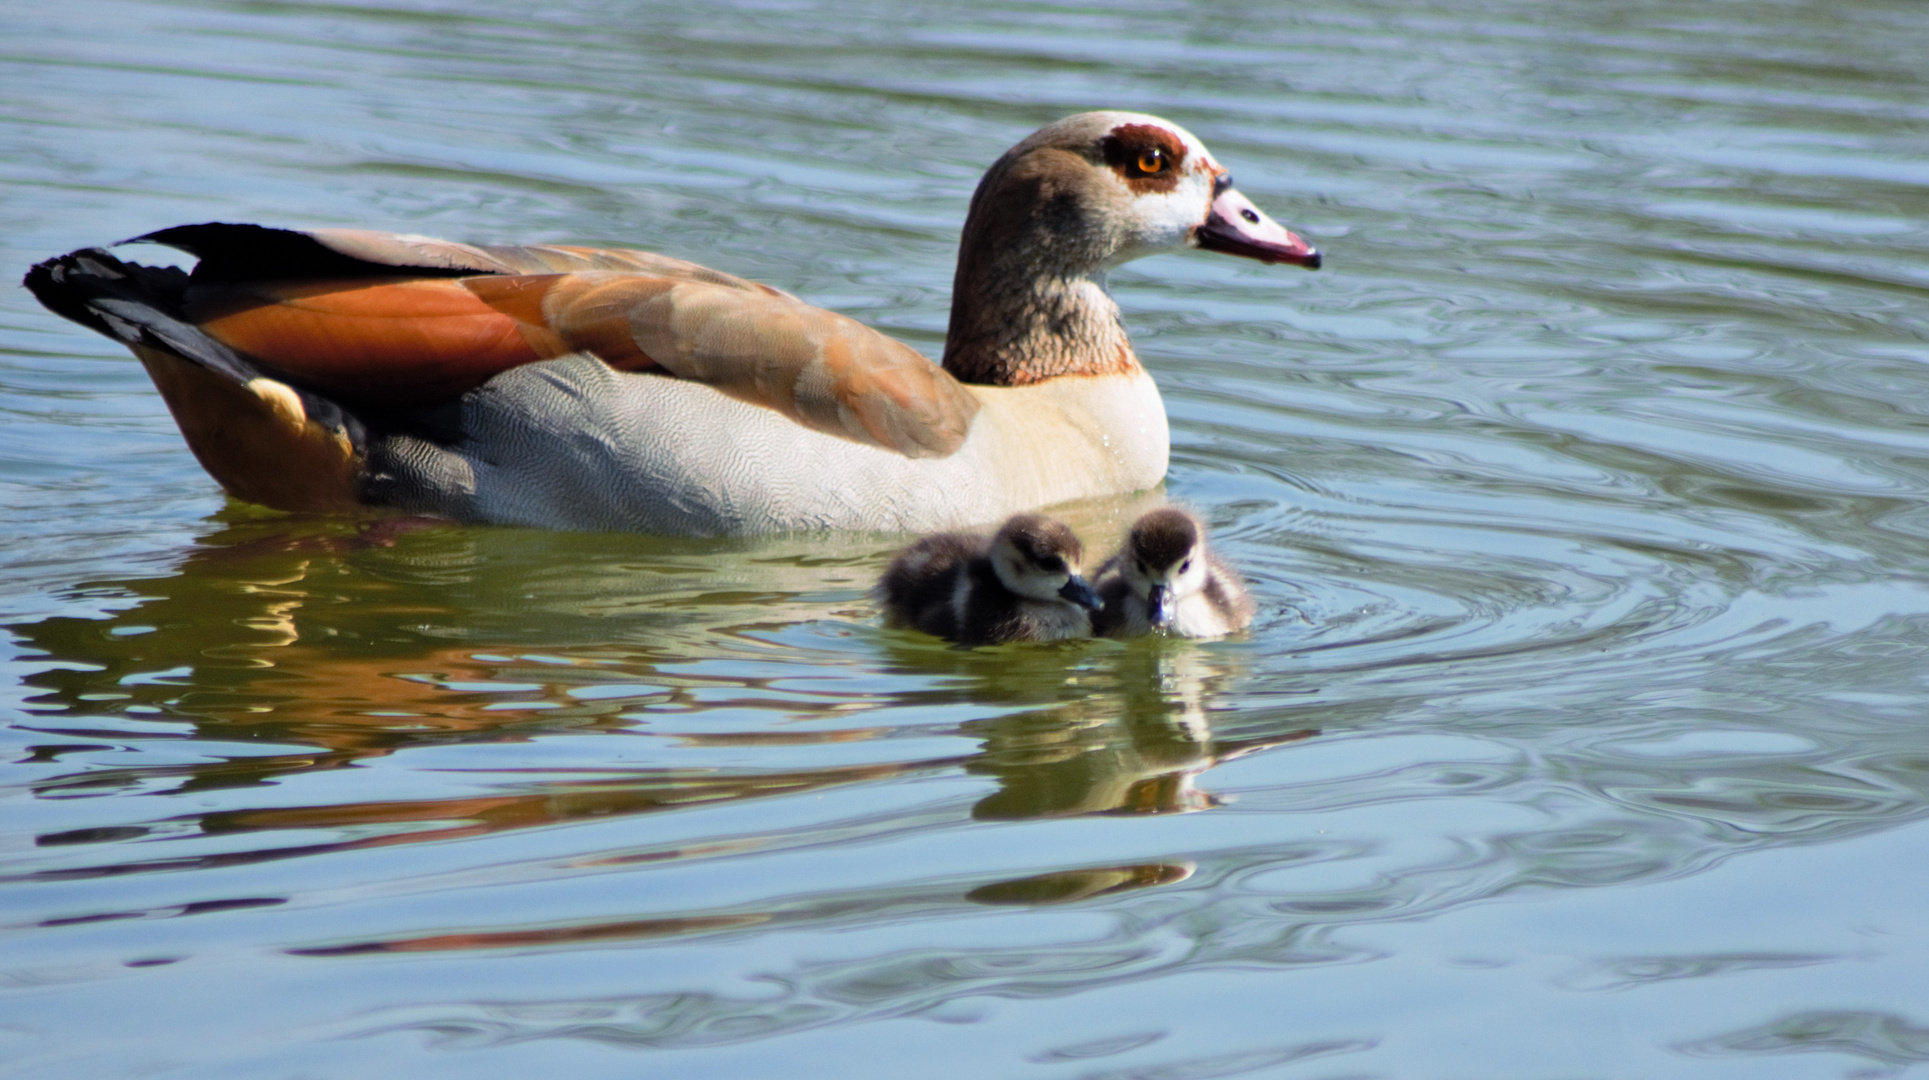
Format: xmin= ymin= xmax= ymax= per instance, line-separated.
xmin=954 ymin=647 xmax=1315 ymax=908
xmin=966 ymin=862 xmax=1194 ymax=906
xmin=966 ymin=646 xmax=1315 ymax=820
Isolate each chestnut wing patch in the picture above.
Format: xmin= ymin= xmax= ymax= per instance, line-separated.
xmin=189 ymin=277 xmax=568 ymax=406
xmin=166 ymin=226 xmax=976 ymax=457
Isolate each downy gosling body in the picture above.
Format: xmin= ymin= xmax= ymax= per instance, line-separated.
xmin=880 ymin=513 xmax=1102 ymax=645
xmin=1095 ymin=508 xmax=1254 ymax=638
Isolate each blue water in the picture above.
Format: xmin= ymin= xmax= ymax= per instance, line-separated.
xmin=4 ymin=1 xmax=1929 ymax=1076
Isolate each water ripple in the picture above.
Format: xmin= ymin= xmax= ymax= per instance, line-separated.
xmin=4 ymin=0 xmax=1929 ymax=1077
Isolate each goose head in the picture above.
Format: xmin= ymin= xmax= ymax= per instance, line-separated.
xmin=1118 ymin=508 xmax=1212 ymax=628
xmin=989 ymin=513 xmax=1102 ymax=610
xmin=946 ymin=112 xmax=1318 ymax=383
xmin=960 ymin=111 xmax=1318 ymax=276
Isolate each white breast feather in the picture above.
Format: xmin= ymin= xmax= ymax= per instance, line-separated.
xmin=395 ymin=355 xmax=1170 ymax=534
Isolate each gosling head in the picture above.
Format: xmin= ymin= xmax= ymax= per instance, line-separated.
xmin=990 ymin=514 xmax=1102 ymax=610
xmin=1120 ymin=508 xmax=1212 ymax=628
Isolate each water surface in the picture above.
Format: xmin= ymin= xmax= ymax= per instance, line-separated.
xmin=4 ymin=1 xmax=1929 ymax=1077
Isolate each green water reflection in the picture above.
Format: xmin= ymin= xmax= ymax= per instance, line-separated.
xmin=5 ymin=0 xmax=1929 ymax=1076
xmin=15 ymin=512 xmax=1313 ymax=919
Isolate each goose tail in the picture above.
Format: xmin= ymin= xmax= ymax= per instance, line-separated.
xmin=25 ymin=247 xmax=369 ymax=512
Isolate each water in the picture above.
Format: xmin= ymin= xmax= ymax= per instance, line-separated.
xmin=4 ymin=1 xmax=1929 ymax=1076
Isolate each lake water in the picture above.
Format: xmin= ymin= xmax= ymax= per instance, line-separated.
xmin=4 ymin=1 xmax=1929 ymax=1077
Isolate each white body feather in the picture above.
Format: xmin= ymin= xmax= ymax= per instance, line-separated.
xmin=1103 ymin=588 xmax=1244 ymax=639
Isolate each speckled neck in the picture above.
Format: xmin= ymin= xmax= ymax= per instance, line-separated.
xmin=940 ymin=146 xmax=1143 ymax=387
xmin=942 ymin=273 xmax=1137 ymax=386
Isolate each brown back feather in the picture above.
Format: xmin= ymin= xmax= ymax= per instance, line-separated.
xmin=134 ymin=224 xmax=981 ymax=456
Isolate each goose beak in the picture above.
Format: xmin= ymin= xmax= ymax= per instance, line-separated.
xmin=1059 ymin=575 xmax=1102 ymax=611
xmin=1147 ymin=584 xmax=1177 ymax=627
xmin=1195 ymin=186 xmax=1321 ymax=269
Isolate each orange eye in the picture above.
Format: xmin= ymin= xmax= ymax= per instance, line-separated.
xmin=1136 ymin=148 xmax=1165 ymax=174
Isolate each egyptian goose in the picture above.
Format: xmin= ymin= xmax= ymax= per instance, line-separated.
xmin=878 ymin=513 xmax=1101 ymax=644
xmin=1093 ymin=507 xmax=1255 ymax=638
xmin=23 ymin=111 xmax=1319 ymax=535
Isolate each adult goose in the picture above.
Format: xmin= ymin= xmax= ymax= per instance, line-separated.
xmin=24 ymin=111 xmax=1319 ymax=535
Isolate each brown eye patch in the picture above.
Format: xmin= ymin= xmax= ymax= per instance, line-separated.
xmin=1100 ymin=123 xmax=1188 ymax=194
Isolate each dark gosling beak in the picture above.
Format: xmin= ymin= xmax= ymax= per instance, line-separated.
xmin=1147 ymin=584 xmax=1177 ymax=627
xmin=1058 ymin=575 xmax=1102 ymax=611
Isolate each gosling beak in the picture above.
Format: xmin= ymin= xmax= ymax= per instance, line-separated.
xmin=1058 ymin=575 xmax=1102 ymax=611
xmin=1147 ymin=584 xmax=1177 ymax=628
xmin=1194 ymin=184 xmax=1321 ymax=269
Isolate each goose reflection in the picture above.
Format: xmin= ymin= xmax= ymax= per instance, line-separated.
xmin=14 ymin=515 xmax=957 ymax=878
xmin=12 ymin=510 xmax=1317 ymax=937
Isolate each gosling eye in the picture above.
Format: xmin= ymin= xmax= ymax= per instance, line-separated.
xmin=1134 ymin=147 xmax=1165 ymax=175
xmin=1179 ymin=559 xmax=1193 ymax=574
xmin=1038 ymin=555 xmax=1066 ymax=574
xmin=1136 ymin=560 xmax=1147 ymax=575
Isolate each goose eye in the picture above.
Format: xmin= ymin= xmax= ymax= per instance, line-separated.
xmin=1136 ymin=560 xmax=1147 ymax=575
xmin=1136 ymin=148 xmax=1165 ymax=175
xmin=1180 ymin=559 xmax=1193 ymax=574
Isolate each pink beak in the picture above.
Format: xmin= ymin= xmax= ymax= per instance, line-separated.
xmin=1194 ymin=186 xmax=1321 ymax=269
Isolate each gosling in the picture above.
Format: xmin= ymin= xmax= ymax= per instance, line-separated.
xmin=1094 ymin=508 xmax=1255 ymax=638
xmin=879 ymin=513 xmax=1102 ymax=645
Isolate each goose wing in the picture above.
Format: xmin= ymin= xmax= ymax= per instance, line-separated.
xmin=145 ymin=223 xmax=979 ymax=458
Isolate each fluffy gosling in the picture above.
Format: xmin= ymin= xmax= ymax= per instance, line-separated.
xmin=879 ymin=513 xmax=1101 ymax=645
xmin=1094 ymin=508 xmax=1254 ymax=638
